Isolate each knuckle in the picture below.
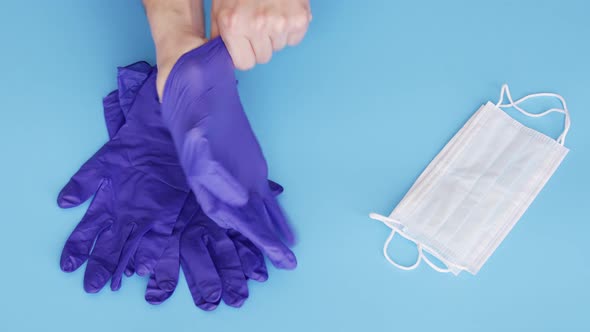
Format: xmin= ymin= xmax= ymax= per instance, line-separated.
xmin=273 ymin=15 xmax=287 ymax=32
xmin=218 ymin=9 xmax=236 ymax=29
xmin=254 ymin=13 xmax=267 ymax=30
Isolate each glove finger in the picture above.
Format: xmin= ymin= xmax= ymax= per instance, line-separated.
xmin=134 ymin=194 xmax=195 ymax=291
xmin=102 ymin=90 xmax=125 ymax=139
xmin=205 ymin=229 xmax=249 ymax=308
xmin=57 ymin=150 xmax=106 ymax=208
xmin=181 ymin=226 xmax=223 ymax=305
xmin=180 ymin=260 xmax=221 ymax=311
xmin=111 ymin=226 xmax=152 ymax=291
xmin=145 ymin=274 xmax=174 ymax=305
xmin=60 ymin=182 xmax=112 ymax=273
xmin=183 ymin=278 xmax=221 ymax=311
xmin=112 ymin=192 xmax=187 ymax=289
xmin=144 ymin=227 xmax=182 ymax=304
xmin=201 ymin=190 xmax=297 ymax=270
xmin=117 ymin=62 xmax=152 ymax=115
xmin=134 ymin=193 xmax=194 ymax=278
xmin=227 ymin=230 xmax=268 ymax=282
xmin=83 ymin=222 xmax=133 ymax=293
xmin=148 ymin=193 xmax=198 ymax=284
xmin=185 ymin=133 xmax=249 ymax=206
xmin=264 ymin=196 xmax=296 ymax=246
xmin=133 ymin=229 xmax=171 ymax=277
xmin=124 ymin=256 xmax=135 ymax=277
xmin=153 ymin=231 xmax=181 ymax=293
xmin=268 ymin=180 xmax=284 ymax=196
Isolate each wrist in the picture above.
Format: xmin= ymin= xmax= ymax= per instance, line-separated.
xmin=143 ymin=0 xmax=208 ymax=97
xmin=143 ymin=0 xmax=205 ymax=47
xmin=154 ymin=33 xmax=207 ymax=99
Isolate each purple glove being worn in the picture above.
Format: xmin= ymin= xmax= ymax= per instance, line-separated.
xmin=161 ymin=37 xmax=297 ymax=269
xmin=58 ymin=62 xmax=188 ymax=293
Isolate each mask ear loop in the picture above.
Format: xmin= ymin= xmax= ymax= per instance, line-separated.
xmin=370 ymin=213 xmax=421 ymax=270
xmin=496 ymin=84 xmax=571 ymax=145
xmin=370 ymin=213 xmax=464 ymax=273
xmin=382 ymin=228 xmax=422 ymax=270
xmin=418 ymin=245 xmax=456 ymax=273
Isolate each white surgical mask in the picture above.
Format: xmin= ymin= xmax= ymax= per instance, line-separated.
xmin=370 ymin=84 xmax=571 ymax=275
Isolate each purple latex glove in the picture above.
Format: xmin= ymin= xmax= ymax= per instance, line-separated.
xmin=144 ymin=193 xmax=269 ymax=309
xmin=161 ymin=37 xmax=297 ymax=269
xmin=144 ymin=181 xmax=284 ymax=309
xmin=60 ymin=62 xmax=275 ymax=310
xmin=58 ymin=62 xmax=189 ymax=293
xmin=98 ymin=74 xmax=273 ymax=309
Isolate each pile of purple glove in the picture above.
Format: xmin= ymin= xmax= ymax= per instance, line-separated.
xmin=58 ymin=38 xmax=296 ymax=310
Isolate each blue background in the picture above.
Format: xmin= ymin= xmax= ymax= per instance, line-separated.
xmin=1 ymin=0 xmax=588 ymax=331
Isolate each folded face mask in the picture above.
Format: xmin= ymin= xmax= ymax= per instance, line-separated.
xmin=370 ymin=84 xmax=571 ymax=275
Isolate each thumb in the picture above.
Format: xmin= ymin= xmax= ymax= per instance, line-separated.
xmin=57 ymin=147 xmax=108 ymax=208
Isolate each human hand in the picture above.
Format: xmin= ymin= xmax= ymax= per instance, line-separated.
xmin=211 ymin=0 xmax=312 ymax=70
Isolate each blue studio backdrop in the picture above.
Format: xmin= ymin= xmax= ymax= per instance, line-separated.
xmin=0 ymin=1 xmax=588 ymax=331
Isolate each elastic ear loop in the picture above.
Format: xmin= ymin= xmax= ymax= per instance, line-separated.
xmin=369 ymin=213 xmax=464 ymax=273
xmin=496 ymin=84 xmax=571 ymax=145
